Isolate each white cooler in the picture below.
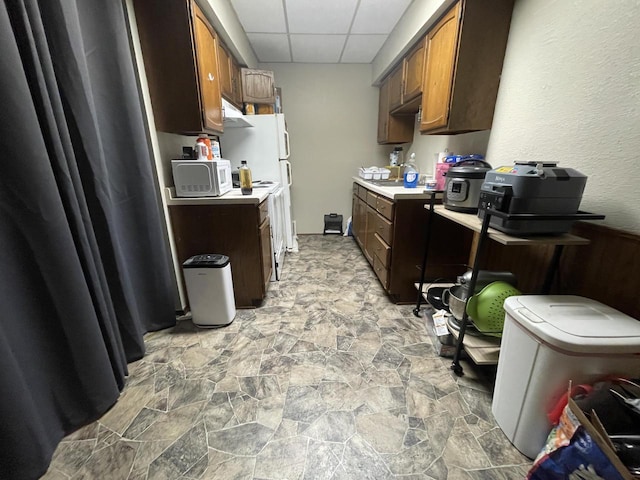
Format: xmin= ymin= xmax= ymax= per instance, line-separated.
xmin=183 ymin=254 xmax=236 ymax=327
xmin=492 ymin=295 xmax=640 ymax=459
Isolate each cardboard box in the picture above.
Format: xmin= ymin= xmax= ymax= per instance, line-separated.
xmin=568 ymin=398 xmax=634 ymax=479
xmin=257 ymin=104 xmax=274 ymax=114
xmin=429 ymin=310 xmax=458 ymax=358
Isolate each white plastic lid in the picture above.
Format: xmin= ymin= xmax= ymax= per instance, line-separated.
xmin=504 ymin=295 xmax=640 ymax=354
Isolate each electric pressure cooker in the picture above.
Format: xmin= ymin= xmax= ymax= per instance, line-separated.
xmin=444 ymin=160 xmax=492 ymax=213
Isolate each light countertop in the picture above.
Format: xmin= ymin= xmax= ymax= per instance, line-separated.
xmin=165 ymin=187 xmax=269 ymax=205
xmin=432 ymin=205 xmax=590 ymax=246
xmin=353 ymin=177 xmax=442 ymax=201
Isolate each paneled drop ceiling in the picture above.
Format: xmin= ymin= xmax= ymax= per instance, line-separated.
xmin=229 ymin=0 xmax=413 ymax=63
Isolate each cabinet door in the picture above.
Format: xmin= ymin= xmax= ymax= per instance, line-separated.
xmin=192 ymin=3 xmax=223 ymax=132
xmin=242 ymin=68 xmax=275 ymax=104
xmin=364 ymin=204 xmax=378 ymax=264
xmin=420 ymin=2 xmax=461 ymax=132
xmin=353 ymin=197 xmax=367 ymax=248
xmin=377 ymin=77 xmax=414 ymax=144
xmin=403 ymin=38 xmax=425 ymax=104
xmin=352 ymin=194 xmax=359 ymax=241
xmin=231 ymin=59 xmax=243 ymax=106
xmin=217 ymin=41 xmax=233 ymax=100
xmin=259 ymin=218 xmax=273 ymax=290
xmin=388 ymin=65 xmax=403 ymax=112
xmin=359 ymin=197 xmax=368 ymax=246
xmin=377 ymin=80 xmax=390 ymax=143
xmin=352 ymin=193 xmax=361 ymax=246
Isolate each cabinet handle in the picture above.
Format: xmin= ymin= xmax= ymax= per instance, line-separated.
xmin=208 ymin=73 xmax=215 ymax=81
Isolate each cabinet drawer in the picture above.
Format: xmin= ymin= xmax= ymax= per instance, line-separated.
xmin=373 ymin=255 xmax=389 ymax=289
xmin=373 ymin=213 xmax=393 ymax=246
xmin=259 ymin=199 xmax=269 ymax=225
xmin=371 ymin=233 xmax=391 ymax=268
xmin=376 ymin=196 xmax=395 ymax=221
xmin=366 ymin=190 xmax=378 ymax=207
xmin=353 ymin=183 xmax=359 ymax=196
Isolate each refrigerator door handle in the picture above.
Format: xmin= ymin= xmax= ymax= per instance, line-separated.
xmin=284 ymin=160 xmax=292 ymax=187
xmin=283 ymin=130 xmax=290 ymax=159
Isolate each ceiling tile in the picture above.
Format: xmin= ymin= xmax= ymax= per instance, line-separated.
xmin=231 ymin=0 xmax=412 ymax=64
xmin=351 ymin=0 xmax=412 ymax=34
xmin=247 ymin=33 xmax=291 ymax=62
xmin=285 ymin=0 xmax=358 ymax=34
xmin=341 ymin=34 xmax=388 ymax=63
xmin=290 ymin=34 xmax=346 ymax=63
xmin=230 ymin=0 xmax=286 ymax=33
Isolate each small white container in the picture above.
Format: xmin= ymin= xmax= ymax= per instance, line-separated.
xmin=372 ymin=171 xmax=382 ymax=180
xmin=380 ymin=169 xmax=390 ymax=180
xmin=493 ymin=295 xmax=640 ymax=459
xmin=358 ymin=168 xmax=373 ymax=180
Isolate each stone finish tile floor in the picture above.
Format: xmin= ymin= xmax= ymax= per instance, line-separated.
xmin=43 ymin=235 xmax=532 ymax=479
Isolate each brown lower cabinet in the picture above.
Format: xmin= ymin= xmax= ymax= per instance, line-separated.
xmin=352 ymin=182 xmax=473 ymax=303
xmin=169 ymin=201 xmax=272 ymax=308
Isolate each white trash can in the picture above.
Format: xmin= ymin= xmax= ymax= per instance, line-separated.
xmin=492 ymin=295 xmax=640 ymax=459
xmin=183 ymin=254 xmax=236 ymax=327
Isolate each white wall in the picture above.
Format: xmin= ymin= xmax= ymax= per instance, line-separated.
xmin=404 ymin=122 xmax=491 ymax=179
xmin=259 ymin=63 xmax=388 ymax=233
xmin=487 ymin=0 xmax=640 ymax=234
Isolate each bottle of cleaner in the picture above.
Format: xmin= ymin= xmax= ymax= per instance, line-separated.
xmin=403 ymin=153 xmax=419 ymax=188
xmin=195 ymin=139 xmax=209 ymax=160
xmin=211 ymin=139 xmax=221 ymax=158
xmin=239 ymin=160 xmax=252 ymax=195
xmin=197 ymin=134 xmax=213 ymax=160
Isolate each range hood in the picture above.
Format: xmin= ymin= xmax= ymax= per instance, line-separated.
xmin=222 ymin=99 xmax=253 ymax=128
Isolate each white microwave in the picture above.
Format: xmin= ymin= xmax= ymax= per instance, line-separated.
xmin=171 ymin=159 xmax=233 ymax=197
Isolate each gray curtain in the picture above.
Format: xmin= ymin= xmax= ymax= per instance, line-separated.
xmin=0 ymin=1 xmax=176 ymax=478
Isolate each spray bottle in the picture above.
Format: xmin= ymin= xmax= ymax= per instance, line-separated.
xmin=403 ymin=153 xmax=419 ymax=188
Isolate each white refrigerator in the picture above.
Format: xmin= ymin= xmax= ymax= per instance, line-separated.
xmin=221 ymin=114 xmax=298 ymax=254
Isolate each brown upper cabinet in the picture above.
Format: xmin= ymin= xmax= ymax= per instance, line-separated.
xmin=377 ymin=75 xmax=414 ymax=145
xmin=387 ymin=65 xmax=404 ymax=112
xmin=391 ymin=38 xmax=425 ymax=115
xmin=217 ymin=41 xmax=243 ymax=108
xmin=133 ymin=0 xmax=224 ymax=134
xmin=217 ymin=41 xmax=233 ymax=101
xmin=231 ymin=60 xmax=243 ymax=106
xmin=420 ymin=0 xmax=514 ymax=134
xmin=241 ymin=68 xmax=276 ymax=104
xmin=375 ymin=36 xmax=425 ymax=144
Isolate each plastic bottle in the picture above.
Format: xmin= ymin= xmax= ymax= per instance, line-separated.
xmin=403 ymin=153 xmax=419 ymax=188
xmin=197 ymin=134 xmax=213 ymax=160
xmin=195 ymin=139 xmax=209 ymax=161
xmin=211 ymin=139 xmax=221 ymax=159
xmin=239 ymin=161 xmax=252 ymax=195
xmin=390 ymin=146 xmax=403 ymax=166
